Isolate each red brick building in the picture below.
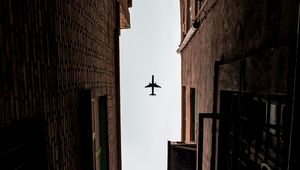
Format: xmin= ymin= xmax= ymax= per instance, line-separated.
xmin=0 ymin=0 xmax=131 ymax=170
xmin=169 ymin=0 xmax=299 ymax=170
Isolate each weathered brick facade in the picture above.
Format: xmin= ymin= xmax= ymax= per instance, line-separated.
xmin=0 ymin=0 xmax=130 ymax=169
xmin=178 ymin=0 xmax=298 ymax=170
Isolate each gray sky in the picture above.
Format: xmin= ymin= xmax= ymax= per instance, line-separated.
xmin=120 ymin=0 xmax=181 ymax=170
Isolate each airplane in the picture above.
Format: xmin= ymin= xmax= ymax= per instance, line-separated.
xmin=145 ymin=75 xmax=161 ymax=96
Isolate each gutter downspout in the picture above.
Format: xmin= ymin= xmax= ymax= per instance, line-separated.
xmin=115 ymin=1 xmax=122 ymax=170
xmin=176 ymin=0 xmax=218 ymax=54
xmin=287 ymin=2 xmax=300 ymax=170
xmin=176 ymin=21 xmax=200 ymax=54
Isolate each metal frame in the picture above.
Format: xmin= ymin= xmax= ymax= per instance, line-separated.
xmin=197 ymin=91 xmax=288 ymax=170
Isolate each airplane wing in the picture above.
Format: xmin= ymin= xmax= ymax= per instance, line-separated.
xmin=145 ymin=83 xmax=152 ymax=88
xmin=153 ymin=84 xmax=161 ymax=88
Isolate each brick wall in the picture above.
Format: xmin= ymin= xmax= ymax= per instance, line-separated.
xmin=0 ymin=0 xmax=121 ymax=169
xmin=180 ymin=0 xmax=298 ymax=169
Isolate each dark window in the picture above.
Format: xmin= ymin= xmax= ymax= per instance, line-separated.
xmin=91 ymin=95 xmax=109 ymax=170
xmin=182 ymin=86 xmax=186 ymax=141
xmin=190 ymin=88 xmax=197 ymax=142
xmin=92 ymin=99 xmax=97 ymax=170
xmin=99 ymin=96 xmax=109 ymax=170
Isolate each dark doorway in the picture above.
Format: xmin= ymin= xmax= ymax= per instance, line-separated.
xmin=79 ymin=90 xmax=93 ymax=170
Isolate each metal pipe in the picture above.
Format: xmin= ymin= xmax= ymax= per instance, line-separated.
xmin=176 ymin=0 xmax=218 ymax=54
xmin=176 ymin=21 xmax=200 ymax=54
xmin=287 ymin=2 xmax=300 ymax=170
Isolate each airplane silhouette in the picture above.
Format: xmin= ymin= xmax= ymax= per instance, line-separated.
xmin=145 ymin=75 xmax=161 ymax=96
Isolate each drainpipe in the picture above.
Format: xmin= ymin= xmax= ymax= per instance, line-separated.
xmin=176 ymin=21 xmax=200 ymax=54
xmin=115 ymin=1 xmax=122 ymax=170
xmin=287 ymin=2 xmax=300 ymax=170
xmin=176 ymin=0 xmax=217 ymax=54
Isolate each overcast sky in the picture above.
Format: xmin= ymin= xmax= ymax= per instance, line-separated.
xmin=120 ymin=0 xmax=181 ymax=170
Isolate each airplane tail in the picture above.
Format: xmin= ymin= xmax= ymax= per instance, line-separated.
xmin=150 ymin=93 xmax=156 ymax=96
